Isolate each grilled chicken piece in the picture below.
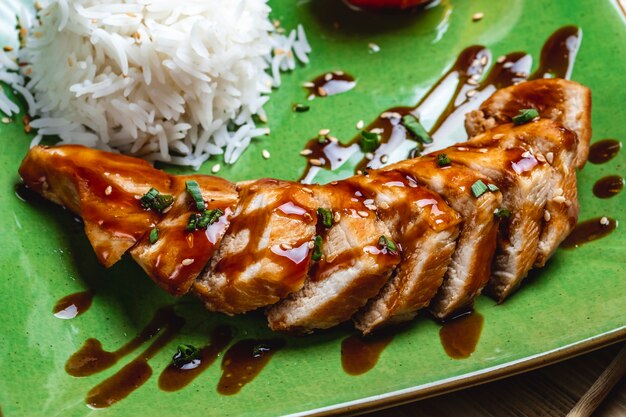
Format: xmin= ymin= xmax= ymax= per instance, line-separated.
xmin=385 ymin=156 xmax=502 ymax=319
xmin=130 ymin=175 xmax=238 ymax=295
xmin=442 ymin=144 xmax=553 ymax=301
xmin=465 ymin=79 xmax=591 ymax=167
xmin=194 ymin=179 xmax=318 ymax=315
xmin=267 ymin=181 xmax=401 ymax=333
xmin=19 ymin=145 xmax=171 ymax=267
xmin=345 ymin=171 xmax=461 ymax=334
xmin=466 ymin=120 xmax=579 ymax=266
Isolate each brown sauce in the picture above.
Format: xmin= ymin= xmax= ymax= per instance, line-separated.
xmin=593 ymin=175 xmax=624 ymax=199
xmin=341 ymin=331 xmax=395 ymax=375
xmin=158 ymin=325 xmax=233 ymax=392
xmin=65 ymin=306 xmax=179 ymax=377
xmin=588 ymin=139 xmax=622 ymax=164
xmin=298 ymin=26 xmax=580 ymax=183
xmin=305 ymin=71 xmax=356 ymax=98
xmin=561 ymin=217 xmax=618 ymax=249
xmin=85 ymin=308 xmax=185 ymax=408
xmin=439 ymin=311 xmax=484 ymax=359
xmin=217 ymin=338 xmax=285 ymax=395
xmin=53 ymin=291 xmax=93 ymax=319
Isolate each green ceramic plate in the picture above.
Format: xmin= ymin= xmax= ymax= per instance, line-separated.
xmin=1 ymin=1 xmax=625 ymax=416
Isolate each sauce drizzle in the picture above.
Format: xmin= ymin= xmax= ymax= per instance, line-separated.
xmin=341 ymin=331 xmax=395 ymax=375
xmin=158 ymin=326 xmax=233 ymax=392
xmin=561 ymin=217 xmax=618 ymax=249
xmin=588 ymin=139 xmax=622 ymax=165
xmin=439 ymin=311 xmax=484 ymax=359
xmin=53 ymin=291 xmax=93 ymax=319
xmin=593 ymin=175 xmax=624 ymax=199
xmin=217 ymin=338 xmax=285 ymax=395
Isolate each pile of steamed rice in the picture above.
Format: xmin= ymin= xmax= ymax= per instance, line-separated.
xmin=0 ymin=0 xmax=310 ymax=168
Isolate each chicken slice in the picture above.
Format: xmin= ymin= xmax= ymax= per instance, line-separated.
xmin=466 ymin=120 xmax=579 ymax=266
xmin=384 ymin=157 xmax=502 ymax=319
xmin=18 ymin=145 xmax=171 ymax=267
xmin=130 ymin=175 xmax=238 ymax=295
xmin=465 ymin=78 xmax=591 ymax=167
xmin=267 ymin=181 xmax=401 ymax=333
xmin=194 ymin=179 xmax=318 ymax=315
xmin=345 ymin=171 xmax=461 ymax=334
xmin=442 ymin=144 xmax=553 ymax=301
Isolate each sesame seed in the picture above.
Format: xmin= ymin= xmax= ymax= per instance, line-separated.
xmin=317 ymin=87 xmax=327 ymax=97
xmin=553 ymin=196 xmax=566 ymax=204
xmin=105 ymin=186 xmax=112 ymax=196
xmin=554 ymin=188 xmax=564 ymax=196
xmin=544 ymin=210 xmax=551 ymax=222
xmin=600 ymin=217 xmax=610 ymax=226
xmin=300 ymin=149 xmax=313 ymax=156
xmin=365 ymin=152 xmax=374 ymax=160
xmin=503 ymin=62 xmax=514 ymax=69
xmin=365 ymin=204 xmax=377 ymax=211
xmin=356 ymin=120 xmax=364 ymax=129
xmin=303 ymin=212 xmax=313 ymax=222
xmin=497 ymin=55 xmax=506 ymax=63
xmin=211 ymin=164 xmax=221 ymax=174
xmin=536 ymin=153 xmax=546 ymax=163
xmin=328 ymin=136 xmax=338 ymax=143
xmin=492 ymin=134 xmax=505 ymax=139
xmin=319 ymin=128 xmax=330 ymax=136
xmin=265 ymin=128 xmax=271 ymax=135
xmin=333 ymin=212 xmax=341 ymax=223
xmin=308 ymin=241 xmax=315 ymax=249
xmin=324 ymin=73 xmax=333 ymax=81
xmin=302 ymin=82 xmax=315 ymax=88
xmin=471 ymin=74 xmax=481 ymax=81
xmin=309 ymin=158 xmax=323 ymax=166
xmin=370 ymin=127 xmax=384 ymax=134
xmin=356 ymin=170 xmax=363 ymax=175
xmin=380 ymin=154 xmax=389 ymax=164
xmin=280 ymin=243 xmax=293 ymax=250
xmin=358 ymin=210 xmax=369 ymax=217
xmin=302 ymin=187 xmax=313 ymax=195
xmin=368 ymin=43 xmax=380 ymax=53
xmin=472 ymin=12 xmax=484 ymax=21
xmin=467 ymin=78 xmax=479 ymax=86
xmin=515 ymin=72 xmax=528 ymax=78
xmin=330 ymin=181 xmax=338 ymax=185
xmin=521 ymin=151 xmax=532 ymax=158
xmin=1 ymin=117 xmax=10 ymax=124
xmin=466 ymin=89 xmax=477 ymax=98
xmin=480 ymin=55 xmax=488 ymax=66
xmin=181 ymin=258 xmax=194 ymax=266
xmin=546 ymin=152 xmax=554 ymax=164
xmin=262 ymin=149 xmax=271 ymax=159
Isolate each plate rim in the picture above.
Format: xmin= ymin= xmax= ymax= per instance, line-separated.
xmin=291 ymin=327 xmax=626 ymax=416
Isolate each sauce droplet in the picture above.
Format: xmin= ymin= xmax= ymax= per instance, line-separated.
xmin=85 ymin=308 xmax=185 ymax=408
xmin=439 ymin=311 xmax=484 ymax=359
xmin=305 ymin=72 xmax=356 ymax=98
xmin=588 ymin=139 xmax=622 ymax=164
xmin=341 ymin=331 xmax=395 ymax=375
xmin=158 ymin=326 xmax=233 ymax=392
xmin=53 ymin=291 xmax=93 ymax=319
xmin=593 ymin=175 xmax=624 ymax=199
xmin=217 ymin=339 xmax=285 ymax=395
xmin=561 ymin=217 xmax=618 ymax=249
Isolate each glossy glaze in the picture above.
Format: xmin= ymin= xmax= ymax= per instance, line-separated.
xmin=561 ymin=218 xmax=618 ymax=249
xmin=593 ymin=176 xmax=624 ymax=199
xmin=588 ymin=140 xmax=622 ymax=164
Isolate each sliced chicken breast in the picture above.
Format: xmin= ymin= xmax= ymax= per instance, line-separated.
xmin=345 ymin=171 xmax=461 ymax=334
xmin=194 ymin=179 xmax=318 ymax=315
xmin=465 ymin=78 xmax=591 ymax=167
xmin=385 ymin=156 xmax=502 ymax=319
xmin=442 ymin=144 xmax=553 ymax=301
xmin=267 ymin=180 xmax=401 ymax=333
xmin=18 ymin=145 xmax=171 ymax=267
xmin=130 ymin=175 xmax=238 ymax=295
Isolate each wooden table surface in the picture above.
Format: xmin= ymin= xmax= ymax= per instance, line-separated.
xmin=366 ymin=341 xmax=626 ymax=417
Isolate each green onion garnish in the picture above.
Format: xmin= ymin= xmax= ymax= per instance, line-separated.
xmin=359 ymin=130 xmax=381 ymax=152
xmin=512 ymin=108 xmax=539 ymax=125
xmin=378 ymin=235 xmax=398 ymax=254
xmin=317 ymin=208 xmax=333 ymax=228
xmin=185 ymin=180 xmax=205 ymax=211
xmin=494 ymin=208 xmax=512 ymax=218
xmin=471 ymin=180 xmax=489 ymax=198
xmin=401 ymin=114 xmax=433 ymax=144
xmin=172 ymin=344 xmax=201 ymax=369
xmin=149 ymin=227 xmax=159 ymax=244
xmin=311 ymin=235 xmax=323 ymax=261
xmin=140 ymin=188 xmax=174 ymax=213
xmin=293 ymin=103 xmax=310 ymax=113
xmin=487 ymin=183 xmax=500 ymax=192
xmin=186 ymin=213 xmax=199 ymax=231
xmin=196 ymin=208 xmax=224 ymax=229
xmin=437 ymin=153 xmax=451 ymax=167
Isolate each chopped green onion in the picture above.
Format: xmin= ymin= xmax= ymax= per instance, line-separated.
xmin=311 ymin=235 xmax=323 ymax=262
xmin=149 ymin=227 xmax=159 ymax=244
xmin=292 ymin=103 xmax=310 ymax=113
xmin=359 ymin=130 xmax=380 ymax=152
xmin=437 ymin=153 xmax=451 ymax=167
xmin=186 ymin=214 xmax=199 ymax=231
xmin=252 ymin=343 xmax=271 ymax=358
xmin=471 ymin=180 xmax=489 ymax=198
xmin=401 ymin=114 xmax=433 ymax=144
xmin=378 ymin=235 xmax=398 ymax=254
xmin=512 ymin=108 xmax=539 ymax=125
xmin=317 ymin=208 xmax=333 ymax=228
xmin=140 ymin=188 xmax=174 ymax=213
xmin=197 ymin=208 xmax=223 ymax=229
xmin=487 ymin=183 xmax=500 ymax=192
xmin=494 ymin=208 xmax=512 ymax=218
xmin=185 ymin=180 xmax=206 ymax=211
xmin=172 ymin=344 xmax=201 ymax=369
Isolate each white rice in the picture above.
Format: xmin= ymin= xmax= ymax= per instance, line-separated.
xmin=0 ymin=0 xmax=311 ymax=169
